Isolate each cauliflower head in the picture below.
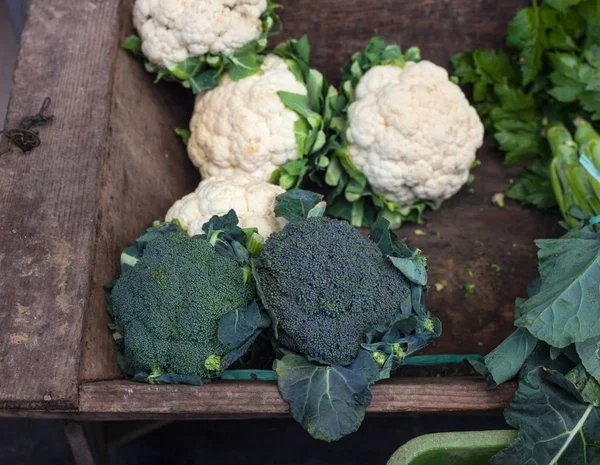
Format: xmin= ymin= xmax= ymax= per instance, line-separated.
xmin=166 ymin=174 xmax=286 ymax=238
xmin=346 ymin=60 xmax=484 ymax=206
xmin=133 ymin=0 xmax=268 ymax=70
xmin=188 ymin=54 xmax=307 ymax=181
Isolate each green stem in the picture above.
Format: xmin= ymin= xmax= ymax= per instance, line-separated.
xmin=574 ymin=118 xmax=600 ymax=146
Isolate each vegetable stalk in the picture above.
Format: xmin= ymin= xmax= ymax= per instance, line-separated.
xmin=548 ymin=122 xmax=600 ymax=228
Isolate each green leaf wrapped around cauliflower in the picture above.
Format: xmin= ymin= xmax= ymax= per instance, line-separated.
xmin=324 ymin=37 xmax=484 ymax=228
xmin=122 ymin=0 xmax=281 ymax=93
xmin=187 ymin=37 xmax=340 ymax=188
xmin=105 ymin=220 xmax=259 ymax=385
xmin=165 ymin=174 xmax=286 ymax=238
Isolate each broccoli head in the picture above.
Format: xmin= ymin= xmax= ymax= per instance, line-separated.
xmin=107 ymin=224 xmax=256 ymax=382
xmin=256 ymin=217 xmax=411 ymax=366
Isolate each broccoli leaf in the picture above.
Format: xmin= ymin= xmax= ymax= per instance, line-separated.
xmin=274 ymin=354 xmax=373 ymax=442
xmin=251 ymin=259 xmax=278 ymax=339
xmin=274 ymin=189 xmax=324 ymax=222
xmin=577 ymin=336 xmax=600 ymax=383
xmin=218 ymin=301 xmax=270 ymax=349
xmin=472 ymin=327 xmax=538 ymax=388
xmin=362 ymin=314 xmax=441 ymax=381
xmin=369 ymin=217 xmax=428 ymax=286
xmin=489 ymin=365 xmax=600 ymax=465
xmin=516 ymin=226 xmax=600 ymax=348
xmin=566 ymin=363 xmax=600 ymax=406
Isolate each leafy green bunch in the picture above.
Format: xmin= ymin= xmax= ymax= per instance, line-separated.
xmin=268 ymin=37 xmax=344 ymax=190
xmin=319 ymin=37 xmax=426 ymax=228
xmin=122 ymin=1 xmax=281 ymax=94
xmin=470 ymin=223 xmax=600 ymax=464
xmin=244 ymin=190 xmax=441 ymax=441
xmin=452 ymin=0 xmax=600 ymax=210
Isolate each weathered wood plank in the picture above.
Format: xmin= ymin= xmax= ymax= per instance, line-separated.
xmin=0 ymin=0 xmax=121 ymax=410
xmin=78 ymin=0 xmax=198 ymax=383
xmin=79 ymin=379 xmax=516 ymax=415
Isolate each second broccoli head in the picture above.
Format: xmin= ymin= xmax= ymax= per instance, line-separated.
xmin=107 ymin=223 xmax=257 ymax=383
xmin=256 ymin=216 xmax=412 ymax=366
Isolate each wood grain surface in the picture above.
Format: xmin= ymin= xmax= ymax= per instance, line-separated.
xmin=78 ymin=379 xmax=517 ymax=416
xmin=78 ymin=0 xmax=198 ymax=383
xmin=0 ymin=0 xmax=121 ymax=410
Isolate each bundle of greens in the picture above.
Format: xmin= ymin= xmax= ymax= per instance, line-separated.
xmin=453 ymin=2 xmax=600 ymax=462
xmin=452 ymin=0 xmax=600 ymax=217
xmin=471 ymin=223 xmax=600 ymax=464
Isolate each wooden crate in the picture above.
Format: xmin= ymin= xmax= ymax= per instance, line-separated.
xmin=0 ymin=0 xmax=557 ymax=418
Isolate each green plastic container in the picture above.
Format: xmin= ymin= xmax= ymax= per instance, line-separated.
xmin=387 ymin=430 xmax=516 ymax=465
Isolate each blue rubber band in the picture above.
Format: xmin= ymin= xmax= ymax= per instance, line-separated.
xmin=580 ymin=153 xmax=600 ymax=184
xmin=591 ymin=215 xmax=600 ymax=225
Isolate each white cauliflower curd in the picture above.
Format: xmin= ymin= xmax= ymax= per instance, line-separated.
xmin=133 ymin=0 xmax=269 ymax=70
xmin=165 ymin=174 xmax=286 ymax=238
xmin=187 ymin=54 xmax=307 ymax=181
xmin=346 ymin=60 xmax=484 ymax=206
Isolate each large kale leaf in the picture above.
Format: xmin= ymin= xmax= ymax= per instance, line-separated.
xmin=490 ymin=355 xmax=600 ymax=465
xmin=516 ymin=226 xmax=600 ymax=348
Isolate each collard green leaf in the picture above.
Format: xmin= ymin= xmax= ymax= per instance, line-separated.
xmin=516 ymin=226 xmax=600 ymax=347
xmin=274 ymin=189 xmax=324 ymax=222
xmin=577 ymin=336 xmax=600 ymax=383
xmin=218 ymin=301 xmax=269 ymax=349
xmin=477 ymin=327 xmax=538 ymax=388
xmin=566 ymin=363 xmax=600 ymax=406
xmin=274 ymin=354 xmax=372 ymax=442
xmin=490 ymin=366 xmax=600 ymax=465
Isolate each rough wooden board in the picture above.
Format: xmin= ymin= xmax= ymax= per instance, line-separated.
xmin=279 ymin=0 xmax=528 ymax=83
xmin=0 ymin=0 xmax=121 ymax=410
xmin=79 ymin=379 xmax=516 ymax=415
xmin=78 ymin=0 xmax=198 ymax=383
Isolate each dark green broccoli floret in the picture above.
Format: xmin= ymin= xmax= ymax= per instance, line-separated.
xmin=257 ymin=217 xmax=410 ymax=366
xmin=108 ymin=226 xmax=256 ymax=380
